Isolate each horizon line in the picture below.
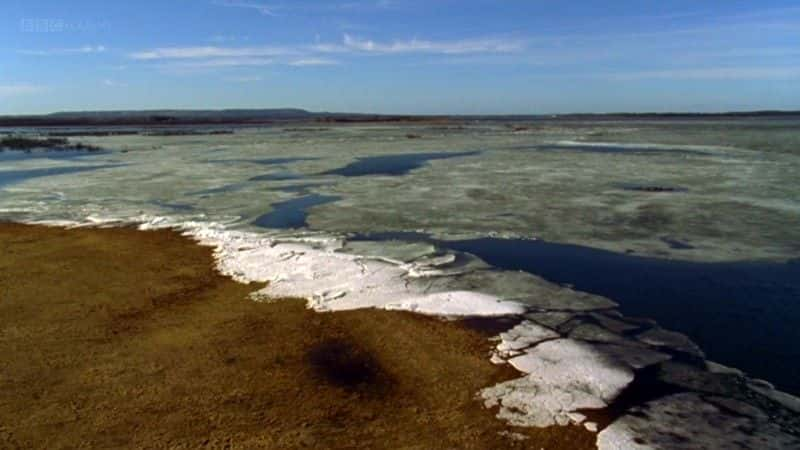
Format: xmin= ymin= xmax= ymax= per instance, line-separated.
xmin=2 ymin=107 xmax=800 ymax=119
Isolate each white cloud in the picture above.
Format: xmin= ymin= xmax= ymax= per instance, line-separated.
xmin=168 ymin=57 xmax=275 ymax=68
xmin=130 ymin=46 xmax=294 ymax=60
xmin=132 ymin=34 xmax=523 ymax=62
xmin=308 ymin=42 xmax=350 ymax=53
xmin=0 ymin=84 xmax=44 ymax=97
xmin=19 ymin=45 xmax=106 ymax=56
xmin=213 ymin=0 xmax=401 ymax=17
xmin=75 ymin=45 xmax=107 ymax=53
xmin=129 ymin=34 xmax=524 ymax=71
xmin=102 ymin=79 xmax=128 ymax=87
xmin=212 ymin=0 xmax=276 ymax=16
xmin=340 ymin=34 xmax=524 ymax=54
xmin=288 ymin=58 xmax=339 ymax=66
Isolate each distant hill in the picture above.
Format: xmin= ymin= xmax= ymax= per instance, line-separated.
xmin=543 ymin=110 xmax=800 ymax=120
xmin=0 ymin=108 xmax=798 ymax=127
xmin=44 ymin=108 xmax=313 ymax=119
xmin=0 ymin=108 xmax=444 ymax=127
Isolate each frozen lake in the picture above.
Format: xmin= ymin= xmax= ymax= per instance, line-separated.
xmin=2 ymin=119 xmax=800 ymax=396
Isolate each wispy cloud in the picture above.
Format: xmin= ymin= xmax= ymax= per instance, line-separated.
xmin=288 ymin=58 xmax=339 ymax=66
xmin=130 ymin=46 xmax=294 ymax=60
xmin=168 ymin=57 xmax=275 ymax=68
xmin=610 ymin=67 xmax=800 ymax=81
xmin=340 ymin=34 xmax=524 ymax=54
xmin=213 ymin=0 xmax=402 ymax=17
xmin=102 ymin=79 xmax=128 ymax=87
xmin=132 ymin=35 xmax=522 ymax=61
xmin=0 ymin=83 xmax=44 ymax=97
xmin=129 ymin=34 xmax=521 ymax=71
xmin=212 ymin=0 xmax=276 ymax=16
xmin=19 ymin=45 xmax=106 ymax=56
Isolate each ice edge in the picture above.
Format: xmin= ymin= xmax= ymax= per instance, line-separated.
xmin=28 ymin=215 xmax=800 ymax=449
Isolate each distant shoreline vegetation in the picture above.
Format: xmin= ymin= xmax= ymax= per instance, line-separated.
xmin=1 ymin=108 xmax=798 ymax=128
xmin=0 ymin=135 xmax=101 ymax=152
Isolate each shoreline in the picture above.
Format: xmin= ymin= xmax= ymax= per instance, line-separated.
xmin=3 ymin=219 xmax=800 ymax=448
xmin=0 ymin=222 xmax=593 ymax=449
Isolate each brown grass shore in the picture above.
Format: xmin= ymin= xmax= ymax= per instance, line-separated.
xmin=0 ymin=223 xmax=595 ymax=449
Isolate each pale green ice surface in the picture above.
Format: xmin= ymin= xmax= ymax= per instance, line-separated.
xmin=1 ymin=120 xmax=799 ymax=262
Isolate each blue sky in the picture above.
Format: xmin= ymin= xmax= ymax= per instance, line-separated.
xmin=1 ymin=0 xmax=798 ymax=114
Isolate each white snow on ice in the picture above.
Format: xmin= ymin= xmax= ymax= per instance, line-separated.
xmin=481 ymin=338 xmax=634 ymax=427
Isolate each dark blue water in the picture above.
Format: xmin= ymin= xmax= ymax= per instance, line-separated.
xmin=0 ymin=164 xmax=122 ymax=188
xmin=352 ymin=232 xmax=800 ymax=395
xmin=660 ymin=237 xmax=695 ymax=250
xmin=209 ymin=157 xmax=318 ymax=165
xmin=271 ymin=183 xmax=332 ymax=194
xmin=617 ymin=183 xmax=690 ymax=193
xmin=321 ymin=151 xmax=480 ymax=177
xmin=253 ymin=194 xmax=341 ymax=229
xmin=249 ymin=172 xmax=304 ymax=182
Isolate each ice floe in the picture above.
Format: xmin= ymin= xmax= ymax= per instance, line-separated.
xmin=569 ymin=323 xmax=631 ymax=344
xmin=525 ymin=311 xmax=577 ymax=328
xmin=482 ymin=339 xmax=634 ymax=427
xmin=157 ymin=218 xmax=521 ymax=316
xmin=747 ymin=381 xmax=800 ymax=414
xmin=591 ymin=343 xmax=671 ymax=370
xmin=494 ymin=320 xmax=559 ymax=357
xmin=589 ymin=312 xmax=642 ymax=333
xmin=384 ymin=291 xmax=524 ymax=316
xmin=597 ymin=393 xmax=800 ymax=450
xmin=636 ymin=327 xmax=705 ymax=358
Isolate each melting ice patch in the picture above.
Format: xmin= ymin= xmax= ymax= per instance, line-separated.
xmin=535 ymin=140 xmax=717 ymax=156
xmin=321 ymin=151 xmax=480 ymax=177
xmin=249 ymin=171 xmax=305 ymax=182
xmin=187 ymin=222 xmax=525 ymax=316
xmin=482 ymin=338 xmax=635 ymax=428
xmin=253 ymin=194 xmax=342 ymax=229
xmin=0 ymin=164 xmax=123 ymax=188
xmin=0 ymin=149 xmax=110 ymax=162
xmin=597 ymin=393 xmax=800 ymax=449
xmin=209 ymin=157 xmax=319 ymax=166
